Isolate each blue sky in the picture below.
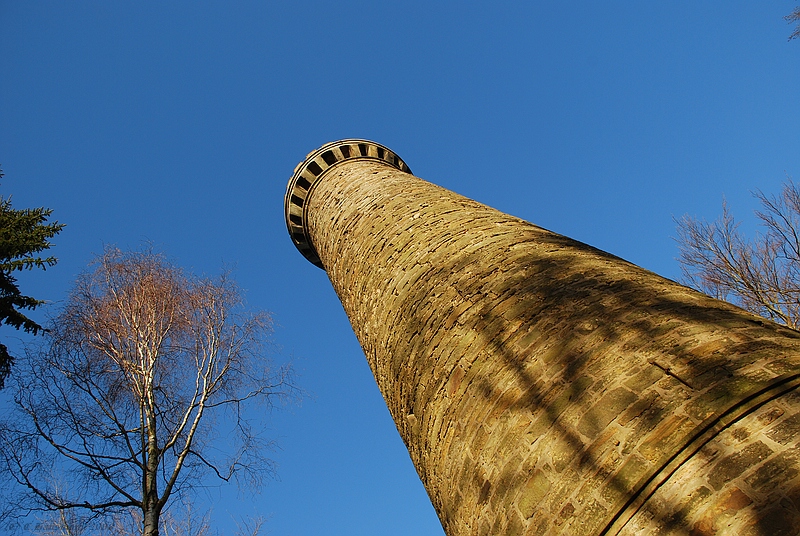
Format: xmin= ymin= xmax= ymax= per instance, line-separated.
xmin=1 ymin=2 xmax=798 ymax=534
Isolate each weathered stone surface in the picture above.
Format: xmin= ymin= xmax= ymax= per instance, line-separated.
xmin=285 ymin=140 xmax=800 ymax=535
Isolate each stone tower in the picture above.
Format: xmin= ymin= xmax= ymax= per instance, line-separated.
xmin=284 ymin=139 xmax=800 ymax=535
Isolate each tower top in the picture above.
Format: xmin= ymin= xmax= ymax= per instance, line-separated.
xmin=284 ymin=139 xmax=412 ymax=268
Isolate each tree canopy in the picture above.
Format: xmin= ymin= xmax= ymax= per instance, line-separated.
xmin=0 ymin=167 xmax=64 ymax=388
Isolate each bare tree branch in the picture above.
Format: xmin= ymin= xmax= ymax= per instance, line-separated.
xmin=787 ymin=6 xmax=800 ymax=41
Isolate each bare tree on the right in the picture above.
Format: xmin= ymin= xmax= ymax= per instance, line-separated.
xmin=676 ymin=179 xmax=800 ymax=329
xmin=678 ymin=8 xmax=800 ymax=325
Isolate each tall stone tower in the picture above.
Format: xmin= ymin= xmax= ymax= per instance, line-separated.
xmin=285 ymin=139 xmax=800 ymax=535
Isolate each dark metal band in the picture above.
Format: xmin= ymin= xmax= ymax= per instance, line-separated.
xmin=601 ymin=371 xmax=800 ymax=535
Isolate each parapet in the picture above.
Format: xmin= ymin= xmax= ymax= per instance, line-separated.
xmin=284 ymin=139 xmax=412 ymax=268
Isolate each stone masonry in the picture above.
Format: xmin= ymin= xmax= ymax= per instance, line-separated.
xmin=284 ymin=139 xmax=800 ymax=535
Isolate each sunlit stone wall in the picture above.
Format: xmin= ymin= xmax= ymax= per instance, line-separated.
xmin=285 ymin=140 xmax=800 ymax=536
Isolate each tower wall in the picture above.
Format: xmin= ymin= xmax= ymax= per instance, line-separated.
xmin=285 ymin=140 xmax=800 ymax=535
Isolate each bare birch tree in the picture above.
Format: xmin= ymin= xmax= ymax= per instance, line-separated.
xmin=0 ymin=248 xmax=291 ymax=536
xmin=676 ymin=179 xmax=800 ymax=329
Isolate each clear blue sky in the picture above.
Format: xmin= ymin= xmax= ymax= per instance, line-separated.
xmin=1 ymin=2 xmax=798 ymax=535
